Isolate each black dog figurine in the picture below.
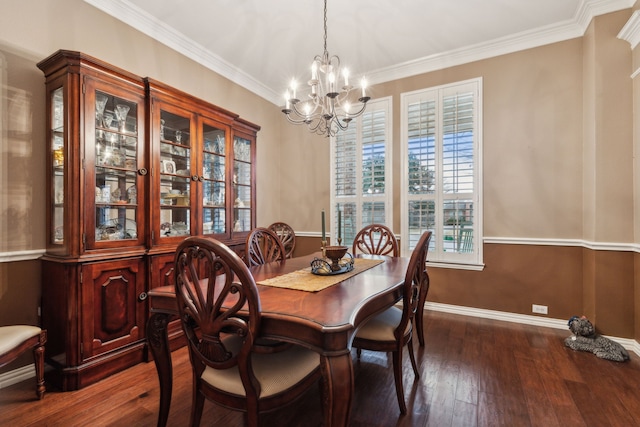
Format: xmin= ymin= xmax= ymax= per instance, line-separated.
xmin=564 ymin=316 xmax=629 ymax=362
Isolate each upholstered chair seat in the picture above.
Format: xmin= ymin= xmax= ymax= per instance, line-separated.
xmin=0 ymin=325 xmax=47 ymax=400
xmin=201 ymin=335 xmax=320 ymax=398
xmin=354 ymin=307 xmax=410 ymax=342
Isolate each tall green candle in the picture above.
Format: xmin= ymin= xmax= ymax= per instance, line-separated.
xmin=321 ymin=210 xmax=326 ymax=241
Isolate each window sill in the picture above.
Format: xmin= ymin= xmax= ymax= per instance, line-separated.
xmin=426 ymin=261 xmax=484 ymax=271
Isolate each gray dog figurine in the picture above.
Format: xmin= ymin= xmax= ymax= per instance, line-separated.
xmin=564 ymin=316 xmax=630 ymax=362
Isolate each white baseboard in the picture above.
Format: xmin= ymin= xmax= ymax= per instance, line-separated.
xmin=0 ymin=363 xmax=35 ymax=390
xmin=1 ymin=303 xmax=639 ymax=391
xmin=425 ymin=301 xmax=640 ymax=357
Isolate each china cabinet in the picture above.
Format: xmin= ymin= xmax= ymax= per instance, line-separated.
xmin=38 ymin=50 xmax=258 ymax=390
xmin=146 ymin=78 xmax=256 ymax=254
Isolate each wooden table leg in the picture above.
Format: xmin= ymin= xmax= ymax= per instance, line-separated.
xmin=147 ymin=313 xmax=172 ymax=427
xmin=320 ymin=353 xmax=354 ymax=427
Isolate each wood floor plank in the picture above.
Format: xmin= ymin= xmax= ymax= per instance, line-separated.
xmin=1 ymin=310 xmax=639 ymax=427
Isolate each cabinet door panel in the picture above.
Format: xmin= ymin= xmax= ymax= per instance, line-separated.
xmin=84 ymin=78 xmax=146 ymax=251
xmin=82 ymin=258 xmax=146 ymax=360
xmin=149 ymin=254 xmax=183 ymax=338
xmin=149 ymin=253 xmax=176 ymax=290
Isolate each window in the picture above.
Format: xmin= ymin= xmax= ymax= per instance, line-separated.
xmin=331 ymin=97 xmax=392 ymax=247
xmin=401 ymin=79 xmax=482 ymax=268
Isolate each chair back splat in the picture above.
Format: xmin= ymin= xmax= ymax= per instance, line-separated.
xmin=403 ymin=231 xmax=432 ymax=332
xmin=352 ymin=224 xmax=399 ymax=257
xmin=245 ymin=227 xmax=286 ymax=267
xmin=268 ymin=222 xmax=296 ymax=259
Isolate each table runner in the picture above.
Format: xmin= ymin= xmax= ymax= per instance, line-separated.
xmin=257 ymin=258 xmax=385 ymax=292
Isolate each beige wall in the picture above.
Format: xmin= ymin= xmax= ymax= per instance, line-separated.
xmin=1 ymin=0 xmax=639 ymax=379
xmin=373 ymin=39 xmax=586 ymax=238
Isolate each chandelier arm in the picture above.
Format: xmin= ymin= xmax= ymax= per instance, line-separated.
xmin=284 ymin=114 xmax=311 ymax=126
xmin=343 ymin=101 xmax=368 ymax=118
xmin=290 ymin=99 xmax=322 ymax=120
xmin=332 ymin=117 xmax=349 ymax=131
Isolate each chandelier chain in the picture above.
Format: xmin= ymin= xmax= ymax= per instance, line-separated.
xmin=323 ymin=0 xmax=328 ymax=55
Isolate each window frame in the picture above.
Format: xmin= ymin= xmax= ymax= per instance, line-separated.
xmin=330 ymin=96 xmax=393 ymax=247
xmin=400 ymin=78 xmax=483 ymax=269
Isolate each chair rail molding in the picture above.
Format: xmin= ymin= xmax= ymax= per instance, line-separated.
xmin=0 ymin=249 xmax=45 ymax=263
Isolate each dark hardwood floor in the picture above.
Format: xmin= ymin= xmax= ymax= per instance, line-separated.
xmin=2 ymin=310 xmax=639 ymax=426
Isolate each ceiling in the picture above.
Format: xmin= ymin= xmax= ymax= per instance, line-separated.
xmin=84 ymin=0 xmax=633 ymax=105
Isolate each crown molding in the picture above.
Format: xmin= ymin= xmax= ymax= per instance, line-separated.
xmin=84 ymin=0 xmax=634 ymax=106
xmin=367 ymin=0 xmax=635 ymax=86
xmin=618 ymin=9 xmax=640 ymax=48
xmin=82 ymin=0 xmax=277 ymax=103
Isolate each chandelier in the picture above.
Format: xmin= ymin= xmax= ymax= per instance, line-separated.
xmin=281 ymin=0 xmax=370 ymax=137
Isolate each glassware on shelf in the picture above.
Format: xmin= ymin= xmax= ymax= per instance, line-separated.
xmin=103 ymin=112 xmax=114 ymax=129
xmin=127 ymin=185 xmax=137 ymax=204
xmin=53 ymin=95 xmax=64 ymax=129
xmin=114 ymin=104 xmax=130 ymax=133
xmin=96 ymin=93 xmax=108 ymax=127
xmin=175 ymin=130 xmax=182 ymax=143
xmin=53 ymin=146 xmax=64 ymax=167
xmin=160 ymin=119 xmax=165 ymax=140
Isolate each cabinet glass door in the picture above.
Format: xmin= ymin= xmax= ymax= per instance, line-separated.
xmin=202 ymin=123 xmax=227 ymax=235
xmin=233 ymin=136 xmax=252 ymax=232
xmin=51 ymin=87 xmax=65 ymax=245
xmin=158 ymin=110 xmax=191 ymax=239
xmin=94 ymin=91 xmax=140 ymax=243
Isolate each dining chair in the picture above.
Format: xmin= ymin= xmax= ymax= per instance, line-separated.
xmin=174 ymin=236 xmax=323 ymax=427
xmin=268 ymin=222 xmax=296 ymax=258
xmin=0 ymin=325 xmax=47 ymax=399
xmin=245 ymin=227 xmax=286 ymax=267
xmin=352 ymin=230 xmax=432 ymax=414
xmin=352 ymin=224 xmax=399 ymax=257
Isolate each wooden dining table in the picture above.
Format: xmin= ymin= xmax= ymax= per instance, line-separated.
xmin=146 ymin=252 xmax=410 ymax=427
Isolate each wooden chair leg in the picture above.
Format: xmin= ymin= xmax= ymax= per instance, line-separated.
xmin=416 ymin=289 xmax=427 ymax=346
xmin=407 ymin=337 xmax=419 ymax=378
xmin=190 ymin=387 xmax=205 ymax=427
xmin=391 ymin=348 xmax=407 ymax=414
xmin=33 ymin=341 xmax=46 ymax=400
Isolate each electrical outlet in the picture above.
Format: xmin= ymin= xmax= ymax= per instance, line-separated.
xmin=532 ymin=304 xmax=548 ymax=315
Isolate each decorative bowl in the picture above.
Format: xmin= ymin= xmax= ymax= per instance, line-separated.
xmin=325 ymin=245 xmax=348 ymax=260
xmin=324 ymin=245 xmax=349 ymax=271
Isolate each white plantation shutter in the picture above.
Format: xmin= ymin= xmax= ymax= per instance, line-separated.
xmin=331 ymin=97 xmax=392 ymax=247
xmin=401 ymin=79 xmax=483 ymax=267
